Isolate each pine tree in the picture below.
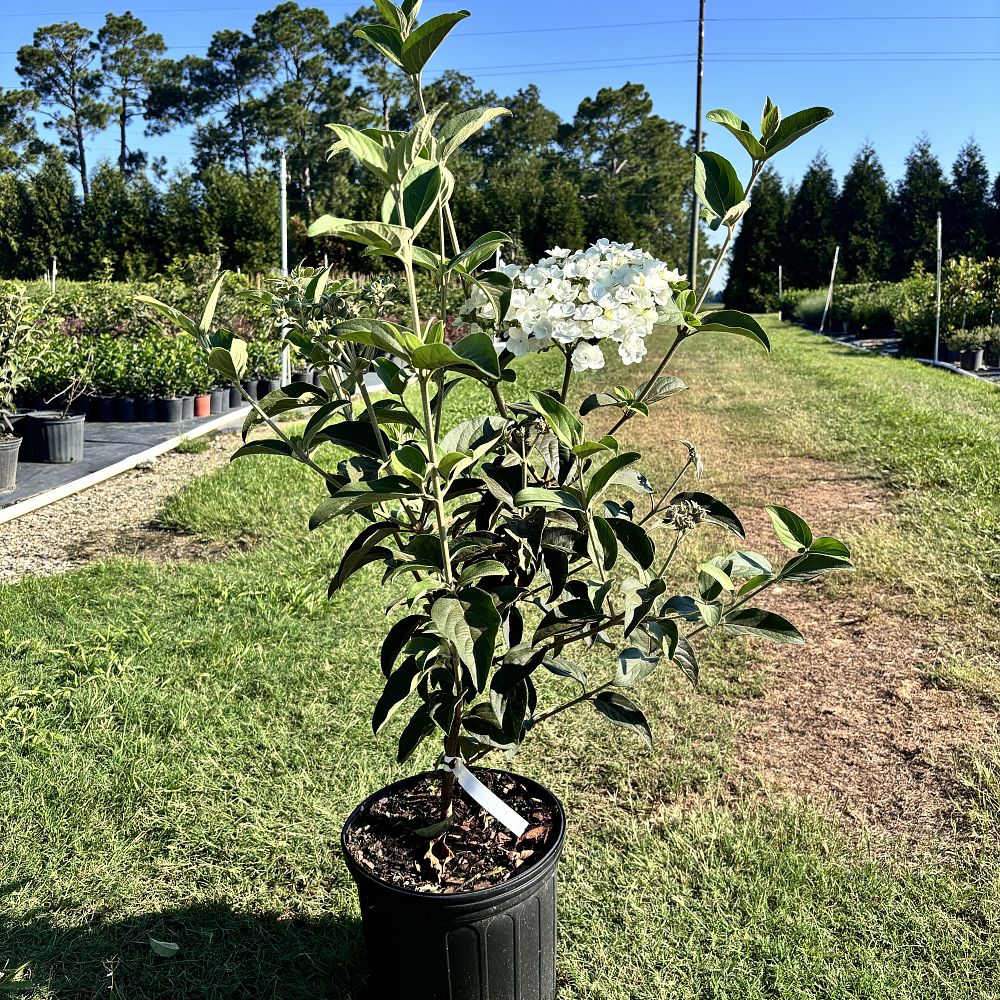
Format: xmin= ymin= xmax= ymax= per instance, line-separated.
xmin=891 ymin=136 xmax=946 ymax=278
xmin=946 ymin=138 xmax=990 ymax=259
xmin=837 ymin=142 xmax=892 ymax=282
xmin=724 ymin=166 xmax=786 ymax=310
xmin=784 ymin=153 xmax=839 ymax=289
xmin=989 ymin=172 xmax=1000 ymax=256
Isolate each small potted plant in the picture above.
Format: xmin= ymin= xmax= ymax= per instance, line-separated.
xmin=0 ymin=288 xmax=41 ymax=491
xmin=945 ymin=326 xmax=986 ymax=371
xmin=28 ymin=341 xmax=93 ymax=464
xmin=142 ymin=13 xmax=845 ymax=995
xmin=970 ymin=325 xmax=999 ymax=369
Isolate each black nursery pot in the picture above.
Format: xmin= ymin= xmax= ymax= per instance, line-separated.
xmin=158 ymin=397 xmax=184 ymax=423
xmin=181 ymin=395 xmax=195 ymax=421
xmin=138 ymin=398 xmax=158 ymax=422
xmin=93 ymin=396 xmax=117 ymax=422
xmin=116 ymin=397 xmax=137 ymax=422
xmin=209 ymin=388 xmax=225 ymax=414
xmin=28 ymin=411 xmax=86 ymax=463
xmin=240 ymin=378 xmax=259 ymax=401
xmin=960 ymin=348 xmax=984 ymax=372
xmin=228 ymin=385 xmax=242 ymax=408
xmin=342 ymin=770 xmax=566 ymax=1000
xmin=258 ymin=377 xmax=281 ymax=397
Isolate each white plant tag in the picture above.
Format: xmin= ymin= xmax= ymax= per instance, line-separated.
xmin=443 ymin=756 xmax=529 ymax=837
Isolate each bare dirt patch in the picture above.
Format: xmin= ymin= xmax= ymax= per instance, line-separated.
xmin=722 ymin=458 xmax=996 ymax=841
xmin=0 ymin=430 xmax=240 ymax=583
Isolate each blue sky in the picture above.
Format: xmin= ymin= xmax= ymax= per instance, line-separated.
xmin=1 ymin=0 xmax=998 ymax=190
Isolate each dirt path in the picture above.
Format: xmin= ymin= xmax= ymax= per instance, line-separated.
xmin=726 ymin=460 xmax=996 ymax=842
xmin=0 ymin=430 xmax=238 ymax=583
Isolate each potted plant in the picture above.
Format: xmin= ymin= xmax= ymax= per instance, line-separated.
xmin=971 ymin=325 xmax=999 ymax=369
xmin=142 ymin=16 xmax=846 ymax=996
xmin=945 ymin=326 xmax=986 ymax=371
xmin=0 ymin=288 xmax=41 ymax=491
xmin=28 ymin=341 xmax=93 ymax=464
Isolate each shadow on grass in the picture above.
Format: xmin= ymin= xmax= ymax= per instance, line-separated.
xmin=0 ymin=891 xmax=367 ymax=999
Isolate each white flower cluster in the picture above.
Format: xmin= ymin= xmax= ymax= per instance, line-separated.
xmin=460 ymin=239 xmax=685 ymax=373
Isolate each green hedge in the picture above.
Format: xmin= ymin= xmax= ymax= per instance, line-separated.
xmin=781 ymin=257 xmax=999 ymax=354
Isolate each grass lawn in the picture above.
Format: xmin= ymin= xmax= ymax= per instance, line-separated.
xmin=1 ymin=319 xmax=998 ymax=998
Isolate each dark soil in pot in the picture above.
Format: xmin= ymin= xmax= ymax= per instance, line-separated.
xmin=0 ymin=435 xmax=22 ymax=492
xmin=342 ymin=768 xmax=565 ymax=1000
xmin=181 ymin=395 xmax=195 ymax=420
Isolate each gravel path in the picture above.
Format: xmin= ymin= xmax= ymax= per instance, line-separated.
xmin=0 ymin=430 xmax=240 ymax=584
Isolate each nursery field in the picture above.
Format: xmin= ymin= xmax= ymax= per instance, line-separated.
xmin=1 ymin=320 xmax=998 ymax=998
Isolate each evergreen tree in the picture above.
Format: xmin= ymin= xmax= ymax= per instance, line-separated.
xmin=16 ymin=22 xmax=111 ymax=198
xmin=946 ymin=138 xmax=990 ymax=259
xmin=24 ymin=152 xmax=79 ymax=276
xmin=724 ymin=166 xmax=786 ymax=310
xmin=0 ymin=174 xmax=32 ymax=277
xmin=891 ymin=136 xmax=946 ymax=277
xmin=837 ymin=141 xmax=892 ymax=282
xmin=97 ymin=12 xmax=166 ymax=176
xmin=989 ymin=172 xmax=1000 ymax=256
xmin=784 ymin=152 xmax=839 ymax=288
xmin=0 ymin=87 xmax=48 ymax=173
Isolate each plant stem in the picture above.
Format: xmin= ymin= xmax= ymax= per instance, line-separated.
xmin=606 ymin=329 xmax=687 ymax=436
xmin=488 ymin=380 xmax=510 ymax=419
xmin=638 ymin=458 xmax=693 ymax=526
xmin=419 ymin=375 xmax=454 ymax=588
xmin=558 ymin=347 xmax=573 ymax=404
xmin=357 ymin=376 xmax=389 ymax=461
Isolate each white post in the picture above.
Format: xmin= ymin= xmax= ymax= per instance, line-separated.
xmin=279 ymin=149 xmax=291 ymax=386
xmin=323 ymin=253 xmax=329 ymax=270
xmin=777 ymin=263 xmax=782 ymax=320
xmin=819 ymin=246 xmax=839 ymax=333
xmin=51 ymin=256 xmax=57 ymax=293
xmin=934 ymin=212 xmax=942 ymax=364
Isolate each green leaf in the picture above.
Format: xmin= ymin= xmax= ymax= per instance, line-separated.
xmin=615 ymin=647 xmax=660 ymax=688
xmin=590 ymin=515 xmax=618 ymax=572
xmin=329 ymin=521 xmax=400 ymax=596
xmin=725 ymin=551 xmax=774 ymax=579
xmin=512 ymin=487 xmax=583 ymax=512
xmin=397 ymin=703 xmax=436 ymax=764
xmin=698 ymin=561 xmax=735 ymax=593
xmin=622 ymin=578 xmax=667 ymax=637
xmin=528 ymin=390 xmax=583 ymax=448
xmin=592 ymin=691 xmax=653 ymax=749
xmin=231 ymin=439 xmax=293 ymax=461
xmin=810 ymin=536 xmax=852 ymax=558
xmin=438 ymin=106 xmax=511 ymax=161
xmin=779 ymin=552 xmax=854 ymax=584
xmin=136 ymin=294 xmax=200 ymax=339
xmin=382 ymin=160 xmax=447 ymax=237
xmin=457 ymin=559 xmax=508 ymax=586
xmin=371 ymin=0 xmax=405 ymax=29
xmin=208 ymin=341 xmax=247 ymax=383
xmin=381 ymin=613 xmax=429 ymax=677
xmin=440 ymin=414 xmax=507 ymax=455
xmin=326 ymin=124 xmax=389 ymax=180
xmin=149 ymin=938 xmax=180 ymax=958
xmin=586 ymin=451 xmax=640 ymax=504
xmin=705 ymin=108 xmax=766 ymax=159
xmin=309 ymin=477 xmax=420 ymax=528
xmin=635 ymin=375 xmax=687 ymax=404
xmin=411 ymin=333 xmax=500 ymax=379
xmin=695 ymin=310 xmax=771 ymax=351
xmin=766 ymin=504 xmax=813 ymax=552
xmin=694 ymin=151 xmax=745 ymax=219
xmin=373 ymin=658 xmax=425 ymax=734
xmin=724 ymin=607 xmax=804 ymax=644
xmin=386 ymin=106 xmax=443 ymax=185
xmin=763 ymin=106 xmax=834 ymax=158
xmin=306 ymin=216 xmax=412 ymax=254
xmin=199 ymin=273 xmax=226 ymax=334
xmin=399 ymin=10 xmax=470 ymax=74
xmin=431 ymin=587 xmax=500 ymax=692
xmin=760 ymin=97 xmax=780 ymax=140
xmin=448 ymin=231 xmax=511 ymax=273
xmin=607 ymin=517 xmax=655 ymax=570
xmin=331 ymin=317 xmax=408 ymax=358
xmin=353 ymin=23 xmax=404 ymax=68
xmin=672 ymin=634 xmax=699 ymax=686
xmin=580 ymin=392 xmax=623 ymax=416
xmin=543 ymin=656 xmax=588 ymax=689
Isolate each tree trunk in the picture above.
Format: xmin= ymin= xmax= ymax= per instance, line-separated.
xmin=119 ymin=92 xmax=127 ymax=175
xmin=77 ymin=123 xmax=89 ymax=200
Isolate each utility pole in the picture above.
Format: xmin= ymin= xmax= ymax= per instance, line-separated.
xmin=687 ymin=0 xmax=706 ymax=289
xmin=934 ymin=212 xmax=942 ymax=363
xmin=279 ymin=149 xmax=291 ymax=386
xmin=51 ymin=256 xmax=57 ymax=293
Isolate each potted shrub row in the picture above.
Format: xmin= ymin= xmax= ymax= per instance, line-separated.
xmin=144 ymin=9 xmax=850 ymax=997
xmin=0 ymin=288 xmax=39 ymax=489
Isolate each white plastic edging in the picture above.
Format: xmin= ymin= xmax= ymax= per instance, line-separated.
xmin=0 ymin=406 xmax=252 ymax=526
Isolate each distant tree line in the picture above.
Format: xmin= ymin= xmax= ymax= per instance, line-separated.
xmin=0 ymin=3 xmax=698 ymax=280
xmin=726 ymin=136 xmax=1000 ymax=311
